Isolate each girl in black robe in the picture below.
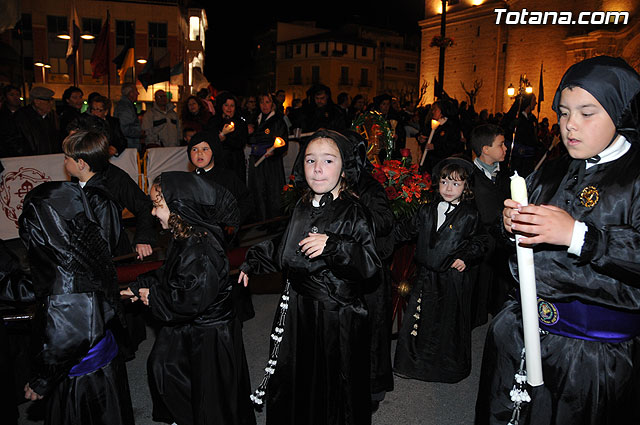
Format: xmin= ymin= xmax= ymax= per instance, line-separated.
xmin=122 ymin=171 xmax=255 ymax=425
xmin=19 ymin=182 xmax=134 ymax=425
xmin=393 ymin=158 xmax=488 ymax=383
xmin=239 ymin=129 xmax=381 ymax=425
xmin=206 ymin=91 xmax=249 ymax=183
xmin=247 ymin=93 xmax=288 ymax=222
xmin=475 ymin=56 xmax=640 ymax=425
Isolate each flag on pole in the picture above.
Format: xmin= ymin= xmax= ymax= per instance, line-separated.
xmin=113 ymin=39 xmax=134 ymax=84
xmin=65 ymin=2 xmax=80 ymax=65
xmin=538 ymin=62 xmax=544 ymax=103
xmin=138 ymin=51 xmax=171 ymax=90
xmin=170 ymin=61 xmax=184 ymax=85
xmin=90 ymin=11 xmax=110 ymax=78
xmin=137 ymin=49 xmax=155 ymax=90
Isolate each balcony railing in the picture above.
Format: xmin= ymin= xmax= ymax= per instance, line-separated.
xmin=358 ymin=80 xmax=372 ymax=87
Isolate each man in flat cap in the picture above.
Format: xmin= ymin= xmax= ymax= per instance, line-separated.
xmin=1 ymin=86 xmax=61 ymax=157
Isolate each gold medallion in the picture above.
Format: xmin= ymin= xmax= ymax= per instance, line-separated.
xmin=579 ymin=186 xmax=599 ymax=207
xmin=264 ymin=128 xmax=270 ymax=135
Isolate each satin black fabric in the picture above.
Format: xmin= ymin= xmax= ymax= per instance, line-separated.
xmin=206 ymin=113 xmax=249 ymax=182
xmin=17 ymin=182 xmax=133 ymax=424
xmin=131 ymin=172 xmax=254 ymax=425
xmin=476 ymin=148 xmax=640 ymax=425
xmin=242 ymin=195 xmax=381 ymax=425
xmin=357 ymin=171 xmax=396 ymax=395
xmin=83 ymin=174 xmax=122 ymax=256
xmin=247 ymin=112 xmax=288 ymax=221
xmin=393 ymin=200 xmax=488 ymax=382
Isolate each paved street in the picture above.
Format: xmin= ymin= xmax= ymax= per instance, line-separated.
xmin=18 ymin=290 xmax=490 ymax=425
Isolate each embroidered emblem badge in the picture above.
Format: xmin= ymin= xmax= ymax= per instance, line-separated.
xmin=579 ymin=186 xmax=599 ymax=207
xmin=538 ymin=298 xmax=559 ymax=325
xmin=265 ymin=128 xmax=271 ymax=135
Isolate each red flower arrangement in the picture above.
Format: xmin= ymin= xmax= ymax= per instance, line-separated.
xmin=373 ymin=160 xmax=433 ymax=218
xmin=429 ymin=35 xmax=455 ymax=49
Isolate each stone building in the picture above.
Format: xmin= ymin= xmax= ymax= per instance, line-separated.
xmin=419 ymin=0 xmax=638 ymax=120
xmin=0 ymin=0 xmax=207 ymax=103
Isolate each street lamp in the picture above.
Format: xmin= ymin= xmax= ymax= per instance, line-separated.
xmin=34 ymin=62 xmax=51 ymax=83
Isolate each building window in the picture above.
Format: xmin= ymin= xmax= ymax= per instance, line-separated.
xmin=340 ymin=66 xmax=349 ymax=85
xmin=47 ymin=15 xmax=68 ymax=74
xmin=361 ymin=46 xmax=367 ymax=56
xmin=314 ymin=43 xmax=320 ymax=53
xmin=360 ymin=68 xmax=369 ymax=87
xmin=12 ymin=14 xmax=32 ymax=41
xmin=312 ymin=66 xmax=320 ymax=83
xmin=405 ymin=62 xmax=416 ymax=72
xmin=285 ymin=45 xmax=293 ymax=59
xmin=116 ymin=20 xmax=134 ymax=46
xmin=149 ymin=22 xmax=168 ymax=48
xmin=342 ymin=43 xmax=348 ymax=53
xmin=296 ymin=44 xmax=301 ymax=54
xmin=292 ymin=66 xmax=301 ymax=85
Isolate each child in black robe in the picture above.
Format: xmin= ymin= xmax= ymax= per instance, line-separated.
xmin=122 ymin=171 xmax=255 ymax=425
xmin=476 ymin=56 xmax=640 ymax=425
xmin=239 ymin=129 xmax=381 ymax=425
xmin=393 ymin=157 xmax=488 ymax=383
xmin=19 ymin=182 xmax=134 ymax=425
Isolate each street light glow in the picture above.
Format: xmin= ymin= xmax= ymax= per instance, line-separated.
xmin=507 ymin=84 xmax=515 ymax=97
xmin=81 ymin=34 xmax=96 ymax=40
xmin=57 ymin=33 xmax=71 ymax=40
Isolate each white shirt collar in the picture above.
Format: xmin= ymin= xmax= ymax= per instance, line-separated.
xmin=585 ymin=134 xmax=631 ymax=169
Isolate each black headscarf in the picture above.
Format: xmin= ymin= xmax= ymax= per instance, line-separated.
xmin=158 ymin=171 xmax=239 ymax=240
xmin=552 ymin=55 xmax=640 ymax=143
xmin=18 ymin=182 xmax=121 ymax=320
xmin=292 ymin=129 xmax=360 ymax=193
xmin=186 ymin=131 xmax=221 ymax=172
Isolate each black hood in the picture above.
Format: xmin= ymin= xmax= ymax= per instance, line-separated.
xmin=159 ymin=171 xmax=239 ymax=239
xmin=552 ymin=55 xmax=640 ymax=143
xmin=292 ymin=129 xmax=361 ymax=192
xmin=186 ymin=131 xmax=221 ymax=169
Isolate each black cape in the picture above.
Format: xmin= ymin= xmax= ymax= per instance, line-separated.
xmin=476 ymin=150 xmax=640 ymax=425
xmin=130 ymin=172 xmax=254 ymax=425
xmin=394 ymin=199 xmax=487 ymax=383
xmin=242 ymin=194 xmax=381 ymax=425
xmin=18 ymin=182 xmax=133 ymax=425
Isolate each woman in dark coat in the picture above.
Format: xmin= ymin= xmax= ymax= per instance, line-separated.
xmin=206 ymin=91 xmax=249 ymax=183
xmin=181 ymin=95 xmax=212 ymax=133
xmin=247 ymin=93 xmax=288 ymax=222
xmin=239 ymin=129 xmax=381 ymax=425
xmin=19 ymin=182 xmax=134 ymax=425
xmin=123 ymin=172 xmax=255 ymax=425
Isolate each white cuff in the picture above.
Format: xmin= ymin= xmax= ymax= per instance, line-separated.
xmin=567 ymin=221 xmax=588 ymax=256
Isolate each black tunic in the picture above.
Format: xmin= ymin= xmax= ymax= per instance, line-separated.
xmin=129 ymin=172 xmax=254 ymax=425
xmin=357 ymin=172 xmax=395 ymax=396
xmin=476 ymin=148 xmax=640 ymax=425
xmin=242 ymin=195 xmax=381 ymax=425
xmin=18 ymin=182 xmax=134 ymax=425
xmin=393 ymin=200 xmax=487 ymax=383
xmin=247 ymin=112 xmax=288 ymax=222
xmin=206 ymin=114 xmax=249 ymax=183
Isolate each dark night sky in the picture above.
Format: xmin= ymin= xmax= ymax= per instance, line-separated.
xmin=198 ymin=0 xmax=424 ymax=94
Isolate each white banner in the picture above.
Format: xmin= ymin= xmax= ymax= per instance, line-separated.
xmin=110 ymin=148 xmax=140 ymax=187
xmin=145 ymin=146 xmax=193 ymax=191
xmin=0 ymin=153 xmax=68 ymax=240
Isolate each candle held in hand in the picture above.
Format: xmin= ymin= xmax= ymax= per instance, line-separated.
xmin=254 ymin=137 xmax=286 ymax=167
xmin=509 ymin=171 xmax=544 ymax=387
xmin=510 ymin=171 xmax=529 ymax=206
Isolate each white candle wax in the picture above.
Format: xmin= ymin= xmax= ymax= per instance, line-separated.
xmin=510 ymin=171 xmax=544 ymax=387
xmin=419 ymin=120 xmax=440 ymax=167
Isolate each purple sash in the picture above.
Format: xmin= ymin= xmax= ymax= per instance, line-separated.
xmin=537 ymin=297 xmax=640 ymax=343
xmin=68 ymin=330 xmax=118 ymax=377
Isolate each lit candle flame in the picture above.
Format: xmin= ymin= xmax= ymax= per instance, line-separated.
xmin=273 ymin=137 xmax=285 ymax=148
xmin=431 ymin=119 xmax=439 ymax=128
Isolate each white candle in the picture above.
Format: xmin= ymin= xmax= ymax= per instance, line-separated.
xmin=419 ymin=120 xmax=440 ymax=167
xmin=510 ymin=171 xmax=544 ymax=387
